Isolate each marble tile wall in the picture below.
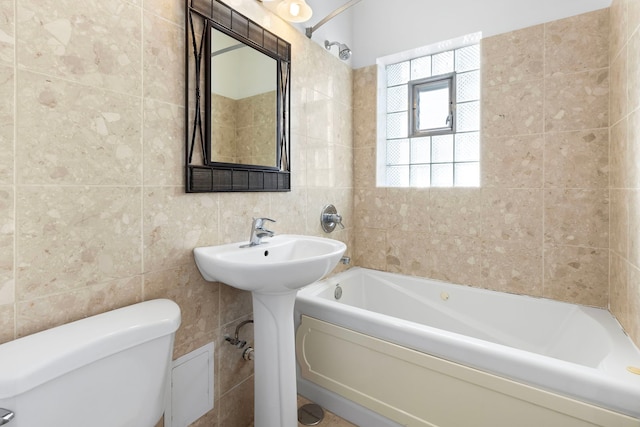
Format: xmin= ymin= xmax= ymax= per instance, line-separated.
xmin=353 ymin=8 xmax=611 ymax=308
xmin=0 ymin=0 xmax=353 ymax=425
xmin=609 ymin=0 xmax=640 ymax=347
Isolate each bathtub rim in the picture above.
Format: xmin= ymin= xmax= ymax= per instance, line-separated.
xmin=294 ymin=267 xmax=640 ymax=419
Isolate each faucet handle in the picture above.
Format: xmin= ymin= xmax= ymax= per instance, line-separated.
xmin=253 ymin=217 xmax=276 ymax=228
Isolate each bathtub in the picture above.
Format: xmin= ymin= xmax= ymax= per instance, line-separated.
xmin=294 ymin=267 xmax=640 ymax=427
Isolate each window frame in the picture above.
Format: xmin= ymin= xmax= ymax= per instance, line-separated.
xmin=408 ymin=72 xmax=457 ymax=138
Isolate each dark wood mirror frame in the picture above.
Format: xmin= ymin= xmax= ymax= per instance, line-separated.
xmin=185 ymin=0 xmax=291 ymax=192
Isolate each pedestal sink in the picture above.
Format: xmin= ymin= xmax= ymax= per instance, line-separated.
xmin=193 ymin=234 xmax=346 ymax=427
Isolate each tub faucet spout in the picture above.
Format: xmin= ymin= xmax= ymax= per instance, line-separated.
xmin=242 ymin=217 xmax=276 ymax=247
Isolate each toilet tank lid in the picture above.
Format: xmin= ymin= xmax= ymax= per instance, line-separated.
xmin=0 ymin=299 xmax=181 ymax=399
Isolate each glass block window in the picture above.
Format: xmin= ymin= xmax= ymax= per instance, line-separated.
xmin=382 ymin=42 xmax=480 ymax=188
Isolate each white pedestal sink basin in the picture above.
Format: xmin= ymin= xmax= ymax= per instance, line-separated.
xmin=193 ymin=234 xmax=346 ymax=427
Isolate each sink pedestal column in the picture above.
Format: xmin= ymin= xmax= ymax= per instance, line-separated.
xmin=251 ymin=291 xmax=298 ymax=427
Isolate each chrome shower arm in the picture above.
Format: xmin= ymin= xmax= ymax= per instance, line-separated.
xmin=305 ymin=0 xmax=362 ymax=38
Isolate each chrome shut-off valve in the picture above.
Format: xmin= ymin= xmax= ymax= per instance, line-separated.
xmin=320 ymin=204 xmax=344 ymax=233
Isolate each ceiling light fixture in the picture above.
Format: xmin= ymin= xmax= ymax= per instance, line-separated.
xmin=259 ymin=0 xmax=313 ymax=23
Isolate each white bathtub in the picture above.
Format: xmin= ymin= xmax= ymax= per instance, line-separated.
xmin=294 ymin=268 xmax=640 ymax=427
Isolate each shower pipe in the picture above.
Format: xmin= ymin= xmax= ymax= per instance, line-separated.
xmin=305 ymin=0 xmax=363 ymax=39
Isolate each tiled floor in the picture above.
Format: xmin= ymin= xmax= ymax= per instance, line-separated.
xmin=296 ymin=396 xmax=358 ymax=427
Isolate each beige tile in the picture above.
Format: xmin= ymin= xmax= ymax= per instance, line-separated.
xmin=385 ymin=188 xmax=430 ymax=231
xmin=543 ymin=129 xmax=609 ymax=188
xmin=143 ymin=99 xmax=185 ymax=186
xmin=544 ymin=69 xmax=609 ymax=132
xmin=218 ymin=192 xmax=269 ymax=244
xmin=0 ymin=303 xmax=13 ymax=344
xmin=610 ymin=45 xmax=628 ymax=125
xmin=481 ymin=134 xmax=543 ymax=188
xmin=424 ymin=234 xmax=483 ymax=287
xmin=0 ymin=66 xmax=13 ymax=185
xmin=482 ymin=188 xmax=543 ymax=242
xmin=629 ymin=264 xmax=640 ymax=345
xmin=354 ymin=188 xmax=388 ymax=229
xmin=482 ymin=80 xmax=543 ymax=138
xmin=543 ymin=245 xmax=608 ymax=307
xmin=429 ymin=188 xmax=483 ymax=237
xmin=353 ymin=102 xmax=377 ymax=149
xmin=386 ymin=230 xmax=431 ymax=278
xmin=220 ymin=283 xmax=252 ymax=326
xmin=353 ymin=146 xmax=377 ymax=189
xmin=610 ymin=189 xmax=629 ymax=257
xmin=219 ymin=376 xmax=254 ymax=427
xmin=219 ymin=315 xmax=254 ymax=396
xmin=17 ymin=71 xmax=142 ymax=185
xmin=143 ymin=0 xmax=184 ymax=26
xmin=16 ymin=276 xmax=142 ymax=337
xmin=269 ymin=190 xmax=307 ymax=235
xmin=17 ymin=0 xmax=142 ymax=94
xmin=629 ymin=190 xmax=640 ymax=269
xmin=143 ymin=263 xmax=219 ymax=359
xmin=353 ymin=227 xmax=386 ymax=271
xmin=17 ymin=186 xmax=142 ymax=301
xmin=143 ymin=13 xmax=184 ymax=105
xmin=629 ymin=107 xmax=640 ymax=188
xmin=0 ymin=187 xmax=13 ymax=306
xmin=0 ymin=0 xmax=13 ymax=66
xmin=609 ymin=117 xmax=629 ymax=188
xmin=544 ymin=189 xmax=609 ymax=248
xmin=143 ymin=187 xmax=218 ymax=272
xmin=631 ymin=0 xmax=640 ymax=38
xmin=480 ymin=239 xmax=543 ymax=296
xmin=353 ymin=65 xmax=377 ymax=112
xmin=629 ymin=29 xmax=640 ymax=113
xmin=610 ymin=252 xmax=630 ymax=332
xmin=481 ymin=25 xmax=544 ymax=86
xmin=610 ymin=0 xmax=629 ymax=60
xmin=545 ymin=9 xmax=609 ymax=76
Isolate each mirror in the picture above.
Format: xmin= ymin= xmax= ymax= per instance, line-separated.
xmin=186 ymin=0 xmax=291 ymax=193
xmin=209 ymin=28 xmax=278 ymax=167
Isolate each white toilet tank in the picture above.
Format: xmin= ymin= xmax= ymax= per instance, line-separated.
xmin=0 ymin=299 xmax=181 ymax=427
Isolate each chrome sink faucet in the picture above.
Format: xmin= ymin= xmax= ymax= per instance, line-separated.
xmin=242 ymin=217 xmax=276 ymax=247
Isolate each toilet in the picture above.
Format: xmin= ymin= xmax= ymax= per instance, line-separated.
xmin=0 ymin=299 xmax=181 ymax=427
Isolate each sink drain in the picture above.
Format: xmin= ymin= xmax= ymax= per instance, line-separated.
xmin=297 ymin=403 xmax=325 ymax=425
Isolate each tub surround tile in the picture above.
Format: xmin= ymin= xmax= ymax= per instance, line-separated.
xmin=17 ymin=186 xmax=142 ymax=301
xmin=354 ymin=228 xmax=386 ymax=271
xmin=610 ymin=0 xmax=629 ymax=60
xmin=630 ymin=19 xmax=640 ymax=113
xmin=0 ymin=304 xmax=14 ymax=344
xmin=481 ymin=134 xmax=543 ymax=188
xmin=17 ymin=71 xmax=142 ymax=186
xmin=628 ymin=108 xmax=640 ymax=188
xmin=354 ymin=188 xmax=388 ymax=229
xmin=385 ymin=188 xmax=430 ymax=231
xmin=629 ymin=264 xmax=640 ymax=344
xmin=543 ymin=129 xmax=609 ymax=188
xmin=429 ymin=189 xmax=483 ymax=237
xmin=17 ymin=0 xmax=142 ymax=95
xmin=480 ymin=239 xmax=543 ymax=296
xmin=482 ymin=188 xmax=543 ymax=242
xmin=631 ymin=0 xmax=640 ymax=38
xmin=424 ymin=234 xmax=484 ymax=287
xmin=0 ymin=187 xmax=13 ymax=307
xmin=628 ymin=190 xmax=640 ymax=269
xmin=610 ymin=45 xmax=628 ymax=125
xmin=0 ymin=66 xmax=13 ymax=185
xmin=610 ymin=252 xmax=630 ymax=331
xmin=353 ymin=65 xmax=377 ymax=113
xmin=481 ymin=80 xmax=544 ymax=138
xmin=609 ymin=117 xmax=629 ymax=188
xmin=353 ymin=146 xmax=377 ymax=189
xmin=544 ymin=9 xmax=609 ymax=76
xmin=544 ymin=245 xmax=609 ymax=307
xmin=0 ymin=1 xmax=14 ymax=66
xmin=544 ymin=189 xmax=609 ymax=248
xmin=610 ymin=189 xmax=629 ymax=257
xmin=386 ymin=230 xmax=432 ymax=278
xmin=544 ymin=69 xmax=609 ymax=132
xmin=16 ymin=275 xmax=142 ymax=338
xmin=481 ymin=25 xmax=544 ymax=86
